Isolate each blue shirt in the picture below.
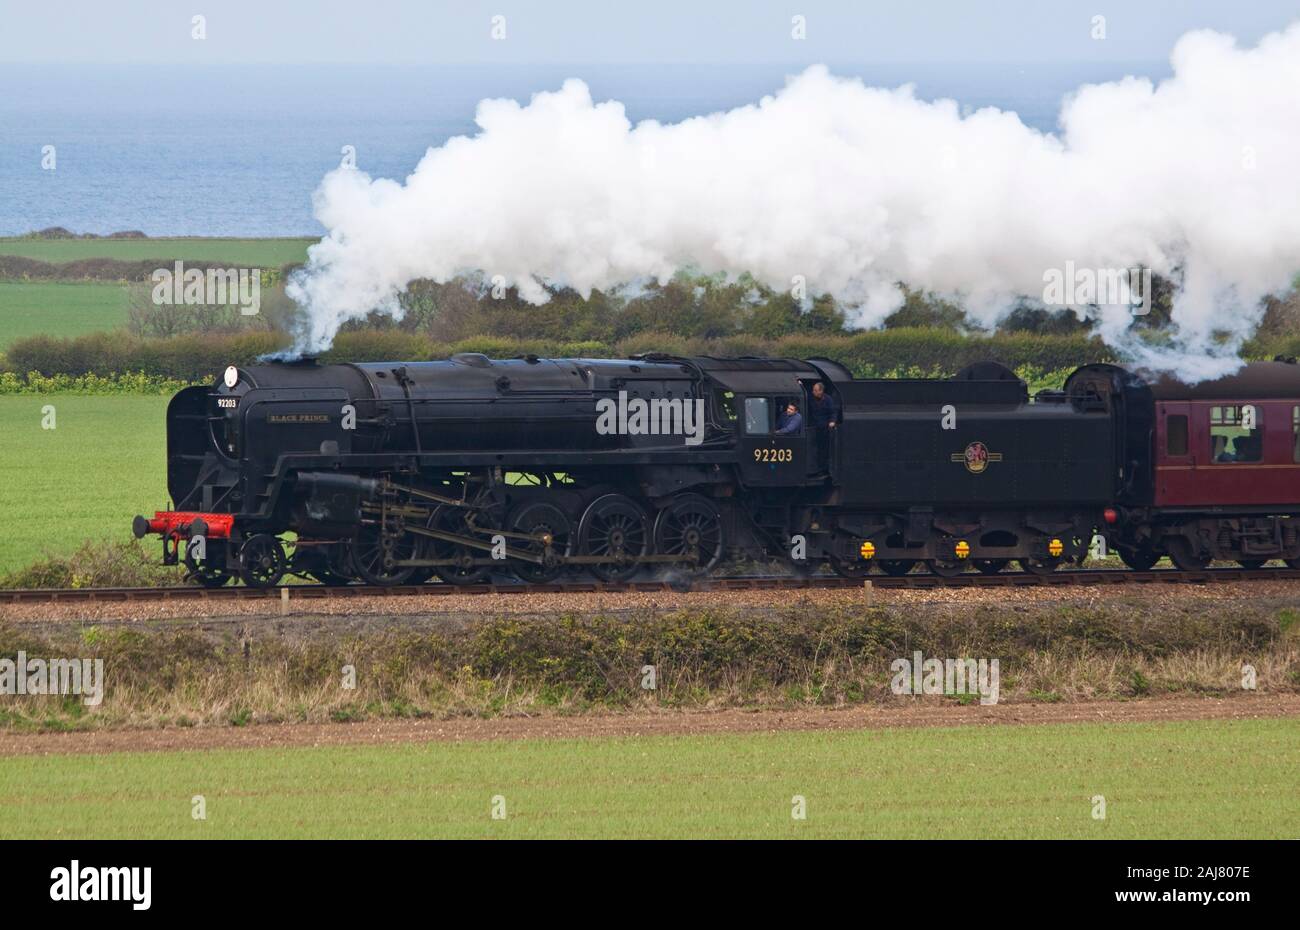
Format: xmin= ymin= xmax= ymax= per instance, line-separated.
xmin=775 ymin=411 xmax=803 ymax=435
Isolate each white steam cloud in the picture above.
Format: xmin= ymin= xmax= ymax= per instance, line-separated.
xmin=288 ymin=23 xmax=1300 ymax=380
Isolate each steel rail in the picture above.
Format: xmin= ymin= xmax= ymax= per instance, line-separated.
xmin=3 ymin=567 xmax=1299 ymax=604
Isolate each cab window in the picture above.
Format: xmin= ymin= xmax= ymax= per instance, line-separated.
xmin=773 ymin=396 xmax=803 ymax=435
xmin=743 ymin=397 xmax=770 ymax=435
xmin=1210 ymin=405 xmax=1261 ymax=463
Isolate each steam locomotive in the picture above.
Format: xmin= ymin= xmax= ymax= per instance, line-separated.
xmin=134 ymin=353 xmax=1300 ymax=587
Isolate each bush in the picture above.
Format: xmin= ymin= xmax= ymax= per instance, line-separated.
xmin=0 ymin=540 xmax=181 ymax=589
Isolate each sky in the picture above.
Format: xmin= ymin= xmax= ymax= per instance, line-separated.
xmin=1 ymin=0 xmax=1296 ymax=65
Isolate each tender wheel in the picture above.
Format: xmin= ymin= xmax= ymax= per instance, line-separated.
xmin=425 ymin=506 xmax=491 ymax=586
xmin=653 ymin=494 xmax=724 ymax=576
xmin=1166 ymin=538 xmax=1211 ymax=572
xmin=876 ymin=559 xmax=916 ymax=577
xmin=1018 ymin=557 xmax=1061 ymax=576
xmin=185 ymin=538 xmax=232 ymax=588
xmin=351 ymin=518 xmax=419 ymax=586
xmin=928 ymin=558 xmax=967 ymax=577
xmin=238 ymin=534 xmax=286 ymax=588
xmin=828 ymin=556 xmax=870 ymax=578
xmin=972 ymin=558 xmax=1008 ymax=575
xmin=578 ymin=493 xmax=650 ymax=582
xmin=780 ymin=554 xmax=816 ymax=577
xmin=507 ymin=500 xmax=572 ymax=583
xmin=1237 ymin=559 xmax=1268 ymax=570
xmin=1118 ymin=545 xmax=1160 ymax=571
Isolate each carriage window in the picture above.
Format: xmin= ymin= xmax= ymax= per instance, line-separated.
xmin=743 ymin=397 xmax=770 ymax=435
xmin=1293 ymin=406 xmax=1299 ymax=462
xmin=1209 ymin=405 xmax=1261 ymax=463
xmin=1166 ymin=414 xmax=1187 ymax=456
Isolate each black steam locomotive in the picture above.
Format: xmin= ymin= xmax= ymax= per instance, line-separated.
xmin=134 ymin=353 xmax=1300 ymax=586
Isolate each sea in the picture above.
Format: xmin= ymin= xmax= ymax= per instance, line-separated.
xmin=0 ymin=60 xmax=1168 ymax=238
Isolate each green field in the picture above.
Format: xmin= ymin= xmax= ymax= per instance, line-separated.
xmin=0 ymin=237 xmax=315 ymax=266
xmin=0 ymin=238 xmax=315 ymax=347
xmin=0 ymin=718 xmax=1293 ymax=838
xmin=0 ymin=395 xmax=169 ymax=572
xmin=0 ymin=281 xmax=130 ymax=348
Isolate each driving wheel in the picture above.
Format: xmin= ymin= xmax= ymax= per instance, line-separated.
xmin=577 ymin=494 xmax=650 ymax=582
xmin=507 ymin=500 xmax=572 ymax=583
xmin=653 ymin=494 xmax=724 ymax=576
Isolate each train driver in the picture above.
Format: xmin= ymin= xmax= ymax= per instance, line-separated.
xmin=775 ymin=402 xmax=802 ymax=435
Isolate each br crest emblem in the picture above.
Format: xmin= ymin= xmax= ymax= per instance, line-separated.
xmin=951 ymin=441 xmax=1003 ymax=474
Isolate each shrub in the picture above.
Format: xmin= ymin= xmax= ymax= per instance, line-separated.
xmin=0 ymin=540 xmax=181 ymax=589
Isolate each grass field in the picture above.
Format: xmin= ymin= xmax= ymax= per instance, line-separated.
xmin=0 ymin=395 xmax=169 ymax=573
xmin=0 ymin=238 xmax=314 ymax=346
xmin=0 ymin=282 xmax=130 ymax=348
xmin=0 ymin=718 xmax=1293 ymax=838
xmin=0 ymin=237 xmax=315 ymax=266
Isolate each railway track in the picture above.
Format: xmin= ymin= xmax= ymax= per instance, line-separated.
xmin=3 ymin=566 xmax=1299 ymax=604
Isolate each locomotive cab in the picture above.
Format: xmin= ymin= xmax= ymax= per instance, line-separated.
xmin=694 ymin=358 xmax=834 ymax=487
xmin=735 ymin=390 xmax=815 ymax=485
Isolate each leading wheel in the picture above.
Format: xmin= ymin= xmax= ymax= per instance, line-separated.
xmin=185 ymin=538 xmax=233 ymax=588
xmin=578 ymin=493 xmax=650 ymax=582
xmin=653 ymin=494 xmax=724 ymax=576
xmin=1238 ymin=559 xmax=1268 ymax=570
xmin=507 ymin=500 xmax=572 ymax=583
xmin=238 ymin=534 xmax=286 ymax=588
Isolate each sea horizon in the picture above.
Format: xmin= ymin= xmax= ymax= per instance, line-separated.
xmin=0 ymin=60 xmax=1169 ymax=238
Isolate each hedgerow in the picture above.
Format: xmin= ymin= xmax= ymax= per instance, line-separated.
xmin=2 ymin=328 xmax=1110 ymax=383
xmin=0 ymin=371 xmax=194 ymax=395
xmin=7 ymin=326 xmax=1300 ymax=391
xmin=0 ymin=600 xmax=1293 ymax=730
